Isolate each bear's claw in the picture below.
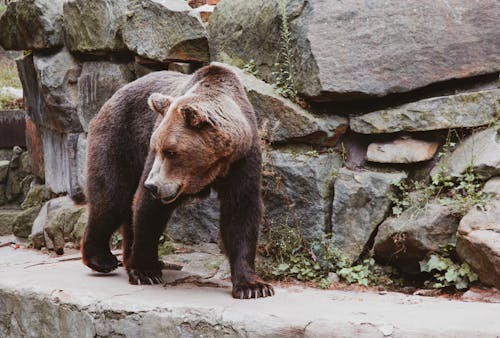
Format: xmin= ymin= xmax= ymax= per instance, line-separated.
xmin=128 ymin=268 xmax=163 ymax=285
xmin=232 ymin=281 xmax=275 ymax=300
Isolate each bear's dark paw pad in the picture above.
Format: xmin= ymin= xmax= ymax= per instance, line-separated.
xmin=232 ymin=281 xmax=275 ymax=300
xmin=128 ymin=268 xmax=163 ymax=285
xmin=84 ymin=252 xmax=119 ymax=273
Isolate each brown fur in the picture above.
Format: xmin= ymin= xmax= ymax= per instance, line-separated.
xmin=81 ymin=64 xmax=274 ymax=299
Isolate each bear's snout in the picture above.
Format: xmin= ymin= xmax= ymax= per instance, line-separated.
xmin=144 ymin=181 xmax=181 ymax=204
xmin=143 ymin=183 xmax=158 ymax=197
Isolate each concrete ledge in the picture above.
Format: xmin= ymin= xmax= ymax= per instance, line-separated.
xmin=1 ymin=242 xmax=500 ymax=337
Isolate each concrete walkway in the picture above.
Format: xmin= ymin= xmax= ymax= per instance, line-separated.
xmin=0 ymin=239 xmax=499 ymax=337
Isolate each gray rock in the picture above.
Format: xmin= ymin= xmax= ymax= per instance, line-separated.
xmin=168 ymin=62 xmax=196 ymax=74
xmin=41 ymin=130 xmax=84 ymax=198
xmin=219 ymin=63 xmax=348 ymax=145
xmin=330 ymin=168 xmax=407 ymax=264
xmin=430 ymin=128 xmax=500 ymax=180
xmin=0 ymin=0 xmax=64 ymax=50
xmin=483 ymin=177 xmax=500 ymax=195
xmin=351 ymin=89 xmax=500 ymax=134
xmin=0 ymin=160 xmax=9 ymax=183
xmin=32 ymin=49 xmax=82 ymax=133
xmin=262 ymin=147 xmax=342 ymax=241
xmin=122 ymin=0 xmax=209 ymax=63
xmin=0 ymin=150 xmax=12 ymax=161
xmin=31 ymin=196 xmax=86 ymax=254
xmin=366 ymin=138 xmax=439 ymax=164
xmin=76 ymin=134 xmax=87 ymax=197
xmin=30 ymin=201 xmax=48 ymax=249
xmin=456 ymin=200 xmax=500 ymax=289
xmin=71 ymin=209 xmax=88 ymax=247
xmin=12 ymin=205 xmax=42 ymax=238
xmin=167 ymin=191 xmax=219 ymax=244
xmin=63 ymin=0 xmax=127 ymax=53
xmin=4 ymin=152 xmax=31 ymax=203
xmin=0 ymin=186 xmax=6 ymax=207
xmin=77 ymin=62 xmax=135 ymax=132
xmin=20 ymin=184 xmax=53 ymax=210
xmin=374 ymin=202 xmax=459 ymax=274
xmin=0 ymin=208 xmax=21 ymax=235
xmin=210 ymin=0 xmax=500 ymax=100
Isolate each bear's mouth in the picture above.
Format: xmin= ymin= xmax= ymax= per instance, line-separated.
xmin=160 ymin=186 xmax=182 ymax=204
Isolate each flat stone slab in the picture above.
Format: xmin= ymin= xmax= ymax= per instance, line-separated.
xmin=366 ymin=138 xmax=439 ymax=164
xmin=1 ymin=242 xmax=500 ymax=337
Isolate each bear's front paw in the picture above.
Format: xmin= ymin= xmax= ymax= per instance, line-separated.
xmin=82 ymin=246 xmax=119 ymax=273
xmin=127 ymin=268 xmax=163 ymax=285
xmin=232 ymin=277 xmax=275 ymax=299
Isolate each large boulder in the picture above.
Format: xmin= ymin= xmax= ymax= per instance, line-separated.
xmin=12 ymin=206 xmax=42 ymax=238
xmin=17 ymin=50 xmax=82 ymax=134
xmin=351 ymin=89 xmax=500 ymax=134
xmin=33 ymin=49 xmax=82 ymax=133
xmin=77 ymin=62 xmax=135 ymax=132
xmin=374 ymin=202 xmax=459 ymax=274
xmin=0 ymin=0 xmax=64 ymax=50
xmin=41 ymin=131 xmax=86 ymax=199
xmin=63 ymin=0 xmax=127 ymax=53
xmin=0 ymin=160 xmax=8 ymax=183
xmin=430 ymin=128 xmax=500 ymax=180
xmin=262 ymin=147 xmax=341 ymax=241
xmin=30 ymin=196 xmax=86 ymax=254
xmin=456 ymin=180 xmax=500 ymax=289
xmin=210 ymin=0 xmax=500 ymax=100
xmin=219 ymin=63 xmax=348 ymax=146
xmin=4 ymin=149 xmax=31 ymax=203
xmin=0 ymin=208 xmax=21 ymax=235
xmin=330 ymin=168 xmax=407 ymax=264
xmin=122 ymin=0 xmax=209 ymax=63
xmin=166 ymin=191 xmax=220 ymax=243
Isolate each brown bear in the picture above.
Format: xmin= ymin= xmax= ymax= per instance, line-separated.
xmin=81 ymin=64 xmax=274 ymax=299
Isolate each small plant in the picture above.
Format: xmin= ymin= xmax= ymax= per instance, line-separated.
xmin=259 ymin=226 xmax=402 ymax=288
xmin=389 ymin=129 xmax=492 ymax=218
xmin=272 ymin=0 xmax=297 ymax=100
xmin=110 ymin=232 xmax=123 ymax=249
xmin=431 ymin=166 xmax=491 ymax=216
xmin=419 ymin=253 xmax=478 ymax=290
xmin=389 ymin=181 xmax=411 ymax=217
xmin=158 ymin=234 xmax=175 ymax=256
xmin=242 ymin=59 xmax=258 ymax=76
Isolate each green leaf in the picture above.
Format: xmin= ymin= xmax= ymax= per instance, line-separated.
xmin=426 ymin=255 xmax=449 ymax=271
xmin=444 ymin=268 xmax=459 ymax=283
xmin=277 ymin=263 xmax=289 ymax=272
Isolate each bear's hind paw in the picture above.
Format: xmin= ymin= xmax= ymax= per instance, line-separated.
xmin=128 ymin=268 xmax=163 ymax=285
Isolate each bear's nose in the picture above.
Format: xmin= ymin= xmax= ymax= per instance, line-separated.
xmin=143 ymin=183 xmax=158 ymax=197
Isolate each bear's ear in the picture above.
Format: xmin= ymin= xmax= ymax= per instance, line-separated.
xmin=148 ymin=93 xmax=173 ymax=115
xmin=181 ymin=105 xmax=213 ymax=129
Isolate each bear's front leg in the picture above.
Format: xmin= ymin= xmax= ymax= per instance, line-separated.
xmin=127 ymin=186 xmax=172 ymax=285
xmin=218 ymin=151 xmax=274 ymax=299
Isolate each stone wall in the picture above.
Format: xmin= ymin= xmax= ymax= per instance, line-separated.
xmin=0 ymin=0 xmax=499 ymax=288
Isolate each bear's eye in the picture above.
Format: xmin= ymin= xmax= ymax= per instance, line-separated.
xmin=163 ymin=150 xmax=176 ymax=159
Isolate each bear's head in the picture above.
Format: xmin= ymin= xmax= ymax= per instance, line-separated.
xmin=144 ymin=73 xmax=253 ymax=204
